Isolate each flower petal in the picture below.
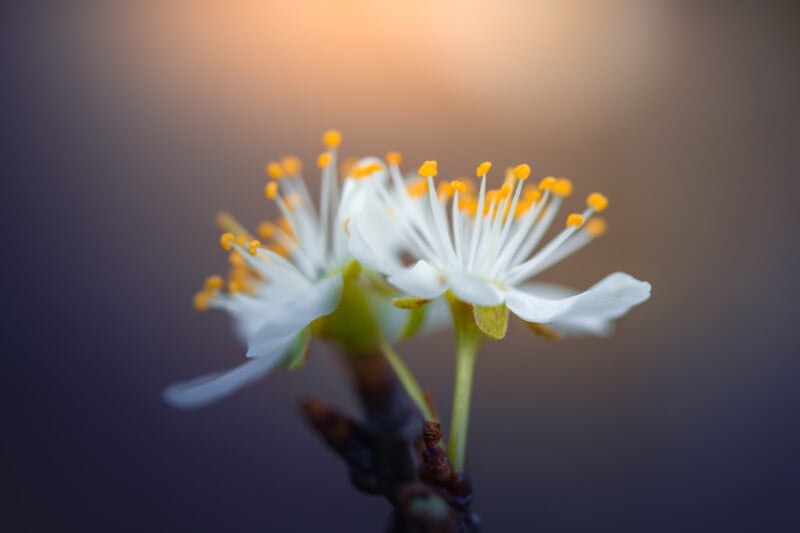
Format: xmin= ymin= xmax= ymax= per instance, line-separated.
xmin=506 ymin=272 xmax=651 ymax=325
xmin=447 ymin=271 xmax=505 ymax=306
xmin=347 ymin=213 xmax=403 ymax=276
xmin=245 ymin=274 xmax=344 ymax=354
xmin=163 ymin=337 xmax=294 ymax=409
xmin=387 ymin=260 xmax=447 ymax=299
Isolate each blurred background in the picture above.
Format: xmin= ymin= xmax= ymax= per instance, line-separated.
xmin=3 ymin=1 xmax=799 ymax=531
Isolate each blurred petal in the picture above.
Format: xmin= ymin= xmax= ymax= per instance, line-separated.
xmin=347 ymin=213 xmax=403 ymax=275
xmin=163 ymin=339 xmax=292 ymax=409
xmin=388 ymin=260 xmax=447 ymax=299
xmin=246 ymin=274 xmax=343 ymax=353
xmin=447 ymin=271 xmax=504 ymax=306
xmin=506 ymin=272 xmax=651 ymax=325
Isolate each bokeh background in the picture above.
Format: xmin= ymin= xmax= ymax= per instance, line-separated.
xmin=4 ymin=1 xmax=799 ymax=531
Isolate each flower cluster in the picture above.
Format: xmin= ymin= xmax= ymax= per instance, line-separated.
xmin=165 ymin=130 xmax=651 ymax=465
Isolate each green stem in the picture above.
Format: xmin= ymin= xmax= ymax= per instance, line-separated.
xmin=446 ymin=293 xmax=484 ymax=473
xmin=448 ymin=338 xmax=479 ymax=473
xmin=378 ymin=337 xmax=434 ymax=421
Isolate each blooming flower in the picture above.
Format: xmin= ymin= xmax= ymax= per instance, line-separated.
xmin=164 ymin=133 xmax=445 ymax=409
xmin=348 ymin=158 xmax=651 ymax=338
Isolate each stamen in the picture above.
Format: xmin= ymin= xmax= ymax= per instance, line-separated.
xmin=587 ymin=193 xmax=608 ymax=212
xmin=247 ymin=240 xmax=261 ymax=256
xmin=220 ymin=233 xmax=235 ymax=251
xmin=229 ymin=251 xmax=245 ymax=268
xmin=280 ymin=156 xmax=302 ymax=176
xmin=322 ymin=129 xmax=342 ymax=149
xmin=266 ymin=162 xmax=283 ymax=180
xmin=566 ymin=213 xmax=585 ymax=228
xmin=258 ymin=222 xmax=275 ymax=240
xmin=407 ymin=178 xmax=430 ymax=198
xmin=265 ymin=182 xmax=279 ymax=200
xmin=552 ymin=178 xmax=573 ymax=197
xmin=513 ymin=164 xmax=531 ymax=181
xmin=386 ymin=151 xmax=402 ymax=166
xmin=193 ymin=292 xmax=211 ymax=311
xmin=203 ymin=275 xmax=224 ymax=292
xmin=418 ymin=160 xmax=438 ymax=178
xmin=586 ymin=218 xmax=607 ymax=236
xmin=317 ymin=152 xmax=332 ymax=168
xmin=476 ymin=161 xmax=492 ymax=177
xmin=450 ymin=180 xmax=467 ymax=194
xmin=539 ymin=176 xmax=556 ymax=191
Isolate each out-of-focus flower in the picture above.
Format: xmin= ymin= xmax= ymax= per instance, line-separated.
xmin=164 ymin=133 xmax=444 ymax=409
xmin=349 ymin=159 xmax=651 ymax=339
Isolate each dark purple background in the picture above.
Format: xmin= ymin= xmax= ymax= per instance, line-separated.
xmin=3 ymin=2 xmax=800 ymax=531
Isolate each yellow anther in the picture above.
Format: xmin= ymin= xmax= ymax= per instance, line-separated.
xmin=229 ymin=251 xmax=245 ymax=268
xmin=538 ymin=176 xmax=556 ymax=191
xmin=476 ymin=161 xmax=492 ymax=177
xmin=407 ymin=178 xmax=430 ymax=198
xmin=458 ymin=197 xmax=478 ymax=215
xmin=322 ymin=129 xmax=342 ymax=148
xmin=193 ymin=292 xmax=210 ymax=311
xmin=258 ymin=222 xmax=275 ymax=240
xmin=280 ymin=156 xmax=302 ymax=176
xmin=514 ymin=164 xmax=531 ymax=181
xmin=266 ymin=161 xmax=283 ymax=180
xmin=269 ymin=243 xmax=289 ymax=257
xmin=247 ymin=240 xmax=261 ymax=256
xmin=450 ymin=180 xmax=467 ymax=194
xmin=552 ymin=178 xmax=573 ymax=197
xmin=235 ymin=234 xmax=249 ymax=247
xmin=278 ymin=216 xmax=295 ymax=237
xmin=587 ymin=192 xmax=608 ymax=212
xmin=418 ymin=160 xmax=438 ymax=178
xmin=522 ymin=185 xmax=542 ymax=203
xmin=486 ymin=189 xmax=501 ymax=205
xmin=500 ymin=183 xmax=513 ymax=197
xmin=438 ymin=181 xmax=454 ymax=199
xmin=228 ymin=279 xmax=242 ymax=294
xmin=514 ymin=201 xmax=531 ymax=219
xmin=353 ymin=162 xmax=382 ymax=179
xmin=220 ymin=232 xmax=235 ymax=251
xmin=386 ymin=151 xmax=402 ymax=166
xmin=203 ymin=275 xmax=224 ymax=292
xmin=566 ymin=213 xmax=585 ymax=228
xmin=586 ymin=218 xmax=607 ymax=237
xmin=215 ymin=211 xmax=250 ymax=238
xmin=265 ymin=182 xmax=279 ymax=200
xmin=317 ymin=152 xmax=332 ymax=169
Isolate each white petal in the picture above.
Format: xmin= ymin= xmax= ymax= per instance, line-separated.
xmin=515 ymin=281 xmax=611 ymax=336
xmin=506 ymin=272 xmax=651 ymax=324
xmin=163 ymin=340 xmax=292 ymax=409
xmin=245 ymin=274 xmax=343 ymax=350
xmin=447 ymin=271 xmax=505 ymax=307
xmin=387 ymin=260 xmax=447 ymax=299
xmin=347 ymin=213 xmax=403 ymax=276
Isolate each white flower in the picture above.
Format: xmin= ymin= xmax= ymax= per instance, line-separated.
xmin=164 ymin=134 xmax=444 ymax=409
xmin=348 ymin=159 xmax=651 ymax=337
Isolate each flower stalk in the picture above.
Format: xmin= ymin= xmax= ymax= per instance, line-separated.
xmin=379 ymin=337 xmax=435 ymax=422
xmin=446 ymin=293 xmax=484 ymax=473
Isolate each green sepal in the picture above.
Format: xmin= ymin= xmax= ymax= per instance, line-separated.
xmin=392 ymin=296 xmax=431 ymax=310
xmin=472 ymin=303 xmax=508 ymax=340
xmin=284 ymin=328 xmax=312 ymax=370
xmin=342 ymin=259 xmax=362 ymax=282
xmin=399 ymin=304 xmax=429 ymax=341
